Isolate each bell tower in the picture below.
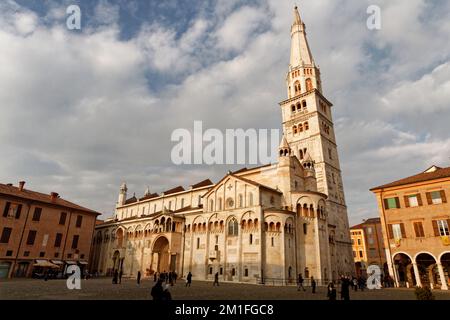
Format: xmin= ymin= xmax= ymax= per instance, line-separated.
xmin=279 ymin=6 xmax=354 ymax=275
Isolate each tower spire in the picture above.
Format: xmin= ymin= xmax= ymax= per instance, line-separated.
xmin=290 ymin=5 xmax=314 ymax=67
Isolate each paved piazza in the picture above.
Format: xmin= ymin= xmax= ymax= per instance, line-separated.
xmin=1 ymin=278 xmax=450 ymax=300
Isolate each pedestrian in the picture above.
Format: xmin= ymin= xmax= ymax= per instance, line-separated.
xmin=213 ymin=272 xmax=219 ymax=286
xmin=358 ymin=276 xmax=365 ymax=291
xmin=311 ymin=276 xmax=316 ymax=293
xmin=173 ymin=271 xmax=178 ymax=284
xmin=137 ymin=270 xmax=141 ymax=286
xmin=113 ymin=269 xmax=118 ymax=284
xmin=340 ymin=276 xmax=350 ymax=301
xmin=119 ymin=270 xmax=123 ymax=284
xmin=186 ymin=272 xmax=192 ymax=287
xmin=353 ymin=277 xmax=358 ymax=291
xmin=162 ymin=284 xmax=172 ymax=301
xmin=151 ymin=280 xmax=164 ymax=301
xmin=153 ymin=272 xmax=157 ymax=282
xmin=327 ymin=282 xmax=337 ymax=300
xmin=297 ymin=273 xmax=306 ymax=291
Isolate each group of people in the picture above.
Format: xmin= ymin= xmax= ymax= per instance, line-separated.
xmin=153 ymin=270 xmax=178 ymax=286
xmin=112 ymin=269 xmax=123 ymax=284
xmin=296 ymin=273 xmax=316 ymax=293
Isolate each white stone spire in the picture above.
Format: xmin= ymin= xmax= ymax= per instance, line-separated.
xmin=290 ymin=5 xmax=314 ymax=67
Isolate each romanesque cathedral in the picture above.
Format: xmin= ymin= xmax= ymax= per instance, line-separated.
xmin=90 ymin=7 xmax=354 ymax=283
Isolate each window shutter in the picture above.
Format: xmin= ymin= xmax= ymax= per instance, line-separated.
xmin=419 ymin=223 xmax=425 ymax=237
xmin=417 ymin=194 xmax=423 ymax=206
xmin=426 ymin=192 xmax=432 ymax=205
xmin=404 ymin=196 xmax=410 ymax=208
xmin=432 ymin=220 xmax=440 ymax=236
xmin=388 ymin=224 xmax=394 ymax=239
xmin=400 ymin=223 xmax=406 ymax=238
xmin=395 ymin=197 xmax=400 ymax=208
xmin=413 ymin=222 xmax=419 ymax=237
xmin=3 ymin=202 xmax=11 ymax=217
xmin=440 ymin=190 xmax=447 ymax=203
xmin=383 ymin=199 xmax=389 ymax=210
xmin=15 ymin=204 xmax=22 ymax=219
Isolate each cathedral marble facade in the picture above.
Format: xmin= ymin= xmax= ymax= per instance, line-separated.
xmin=90 ymin=6 xmax=354 ymax=283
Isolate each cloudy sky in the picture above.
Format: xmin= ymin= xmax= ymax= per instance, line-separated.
xmin=1 ymin=0 xmax=450 ymax=225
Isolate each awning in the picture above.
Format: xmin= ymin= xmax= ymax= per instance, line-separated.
xmin=78 ymin=261 xmax=88 ymax=265
xmin=65 ymin=260 xmax=77 ymax=265
xmin=50 ymin=260 xmax=64 ymax=265
xmin=33 ymin=260 xmax=59 ymax=268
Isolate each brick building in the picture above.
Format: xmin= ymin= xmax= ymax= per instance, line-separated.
xmin=350 ymin=218 xmax=386 ymax=277
xmin=0 ymin=181 xmax=100 ymax=278
xmin=371 ymin=165 xmax=450 ymax=290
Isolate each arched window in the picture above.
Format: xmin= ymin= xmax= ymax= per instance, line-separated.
xmin=238 ymin=194 xmax=243 ymax=207
xmin=291 ymin=105 xmax=296 ymax=113
xmin=299 ymin=149 xmax=304 ymax=160
xmin=293 ymin=125 xmax=298 ymax=134
xmin=306 ymin=78 xmax=313 ymax=91
xmin=249 ymin=193 xmax=254 ymax=206
xmin=304 ymin=122 xmax=309 ymax=130
xmin=228 ymin=218 xmax=239 ymax=236
xmin=210 ymin=199 xmax=214 ymax=211
xmin=218 ymin=198 xmax=223 ymax=211
xmin=249 ymin=234 xmax=253 ymax=244
xmin=296 ymin=103 xmax=301 ymax=111
xmin=299 ymin=123 xmax=303 ymax=132
xmin=302 ymin=100 xmax=307 ymax=110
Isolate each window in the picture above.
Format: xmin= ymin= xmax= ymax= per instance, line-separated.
xmin=388 ymin=223 xmax=405 ymax=240
xmin=359 ymin=251 xmax=363 ymax=258
xmin=427 ymin=191 xmax=446 ymax=205
xmin=181 ymin=198 xmax=185 ymax=208
xmin=291 ymin=105 xmax=296 ymax=113
xmin=67 ymin=253 xmax=72 ymax=258
xmin=80 ymin=254 xmax=85 ymax=259
xmin=249 ymin=193 xmax=254 ymax=206
xmin=3 ymin=202 xmax=22 ymax=219
xmin=39 ymin=252 xmax=45 ymax=257
xmin=210 ymin=200 xmax=214 ymax=211
xmin=328 ymin=148 xmax=333 ymax=160
xmin=32 ymin=208 xmax=42 ymax=221
xmin=71 ymin=235 xmax=79 ymax=249
xmin=238 ymin=194 xmax=243 ymax=208
xmin=154 ymin=204 xmax=157 ymax=213
xmin=271 ymin=237 xmax=274 ymax=247
xmin=413 ymin=222 xmax=425 ymax=238
xmin=353 ymin=251 xmax=356 ymax=258
xmin=231 ymin=268 xmax=236 ymax=276
xmin=76 ymin=215 xmax=83 ymax=228
xmin=228 ymin=218 xmax=239 ymax=236
xmin=304 ymin=122 xmax=309 ymax=130
xmin=357 ymin=239 xmax=361 ymax=245
xmin=249 ymin=234 xmax=253 ymax=245
xmin=218 ymin=198 xmax=223 ymax=210
xmin=197 ymin=238 xmax=200 ymax=249
xmin=433 ymin=220 xmax=450 ymax=236
xmin=0 ymin=227 xmax=12 ymax=243
xmin=384 ymin=197 xmax=400 ymax=209
xmin=26 ymin=230 xmax=37 ymax=245
xmin=215 ymin=235 xmax=219 ymax=244
xmin=303 ymin=223 xmax=307 ymax=235
xmin=368 ymin=237 xmax=374 ymax=245
xmin=244 ymin=269 xmax=249 ymax=277
xmin=220 ymin=267 xmax=223 ymax=275
xmin=59 ymin=212 xmax=67 ymax=225
xmin=367 ymin=227 xmax=373 ymax=234
xmin=54 ymin=252 xmax=59 ymax=258
xmin=168 ymin=201 xmax=172 ymax=210
xmin=6 ymin=250 xmax=13 ymax=257
xmin=54 ymin=233 xmax=63 ymax=247
xmin=24 ymin=251 xmax=30 ymax=257
xmin=405 ymin=194 xmax=421 ymax=207
xmin=209 ymin=267 xmax=213 ymax=274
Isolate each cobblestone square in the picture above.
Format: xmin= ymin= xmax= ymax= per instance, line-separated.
xmin=1 ymin=277 xmax=450 ymax=300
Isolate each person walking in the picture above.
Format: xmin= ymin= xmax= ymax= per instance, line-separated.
xmin=151 ymin=280 xmax=164 ymax=301
xmin=153 ymin=272 xmax=158 ymax=282
xmin=353 ymin=277 xmax=358 ymax=291
xmin=297 ymin=273 xmax=306 ymax=291
xmin=119 ymin=270 xmax=123 ymax=284
xmin=213 ymin=272 xmax=220 ymax=286
xmin=340 ymin=276 xmax=350 ymax=301
xmin=173 ymin=271 xmax=178 ymax=284
xmin=311 ymin=276 xmax=316 ymax=294
xmin=137 ymin=271 xmax=141 ymax=286
xmin=162 ymin=284 xmax=172 ymax=301
xmin=186 ymin=272 xmax=192 ymax=287
xmin=113 ymin=269 xmax=118 ymax=284
xmin=327 ymin=282 xmax=337 ymax=300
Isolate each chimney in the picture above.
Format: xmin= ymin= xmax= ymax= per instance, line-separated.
xmin=19 ymin=181 xmax=25 ymax=191
xmin=50 ymin=192 xmax=59 ymax=202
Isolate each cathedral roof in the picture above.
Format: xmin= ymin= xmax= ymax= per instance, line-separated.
xmin=279 ymin=135 xmax=290 ymax=150
xmin=162 ymin=186 xmax=185 ymax=195
xmin=190 ymin=179 xmax=214 ymax=189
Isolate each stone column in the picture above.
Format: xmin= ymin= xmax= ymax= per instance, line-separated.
xmin=437 ymin=263 xmax=448 ymax=290
xmin=412 ymin=262 xmax=422 ymax=287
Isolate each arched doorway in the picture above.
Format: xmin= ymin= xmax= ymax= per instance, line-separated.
xmin=440 ymin=252 xmax=450 ymax=289
xmin=152 ymin=236 xmax=170 ymax=273
xmin=416 ymin=253 xmax=437 ymax=288
xmin=393 ymin=253 xmax=413 ymax=287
